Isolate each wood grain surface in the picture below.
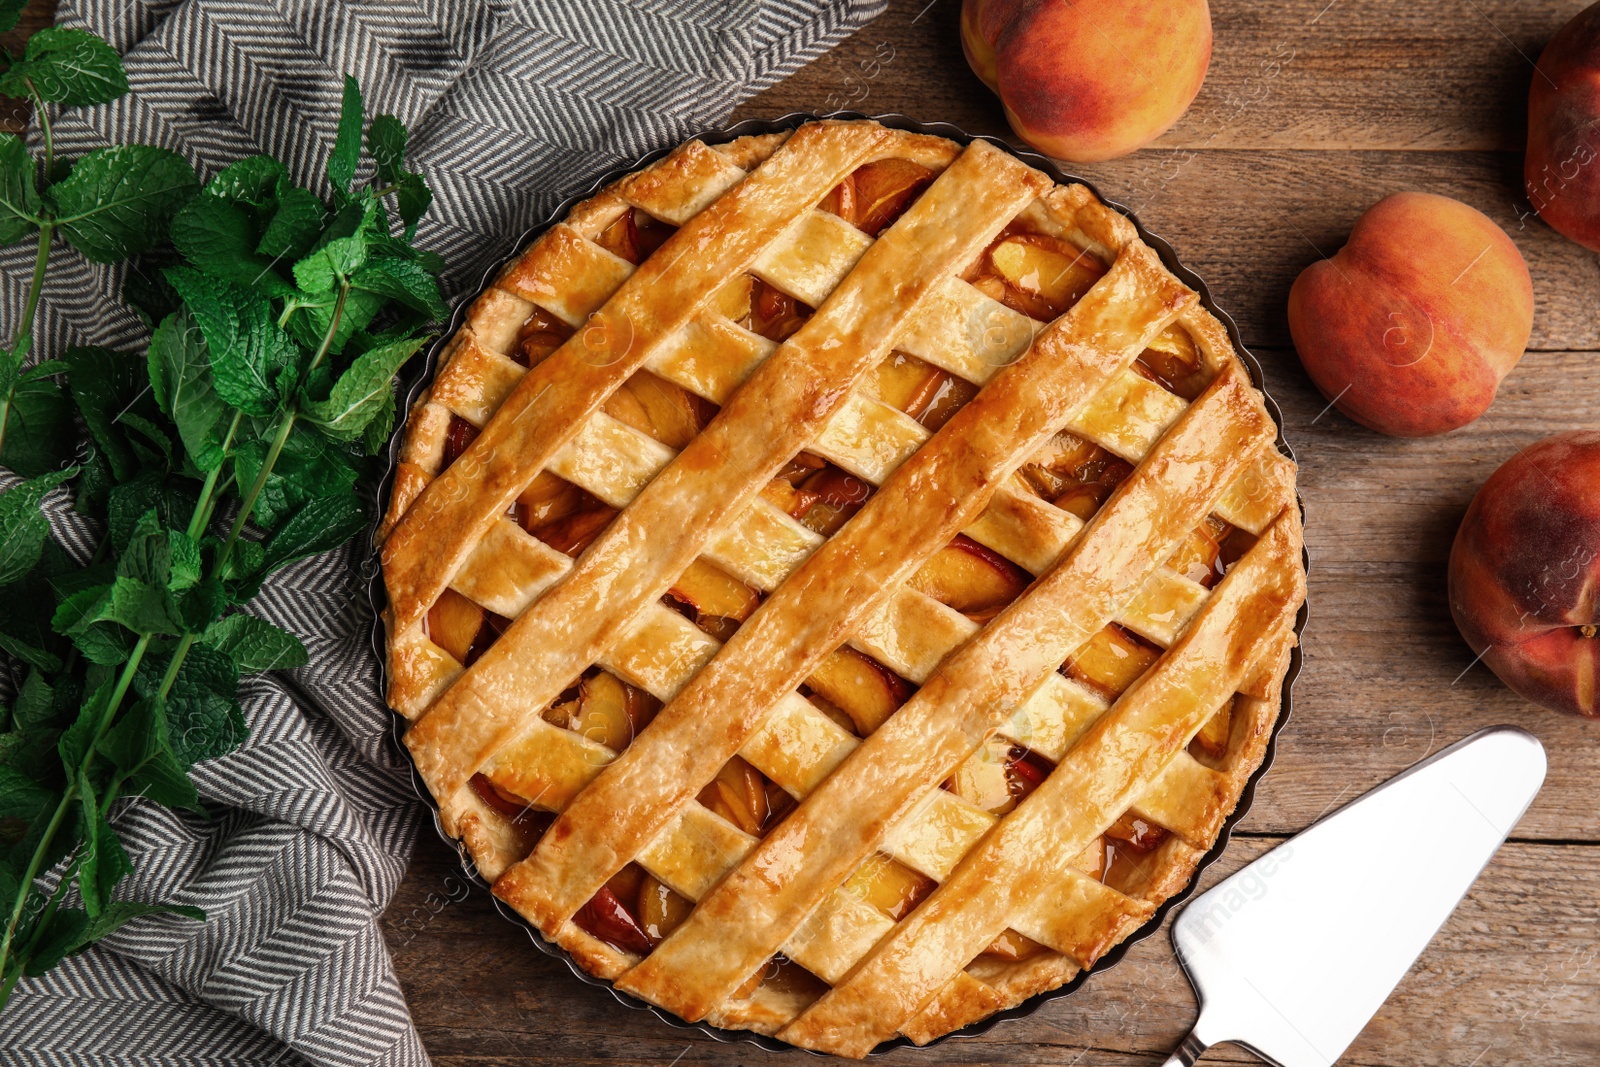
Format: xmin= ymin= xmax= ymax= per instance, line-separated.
xmin=392 ymin=1 xmax=1600 ymax=1064
xmin=10 ymin=0 xmax=1600 ymax=1063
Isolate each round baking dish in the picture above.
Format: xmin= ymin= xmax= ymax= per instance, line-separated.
xmin=369 ymin=111 xmax=1310 ymax=1056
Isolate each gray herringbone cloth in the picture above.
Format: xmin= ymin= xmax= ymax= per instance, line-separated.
xmin=0 ymin=1 xmax=884 ymax=1064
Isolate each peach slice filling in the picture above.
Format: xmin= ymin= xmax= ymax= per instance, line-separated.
xmin=803 ymin=645 xmax=912 ymax=736
xmin=909 ymin=534 xmax=1031 ymax=624
xmin=759 ymin=453 xmax=875 ymax=538
xmin=542 ymin=669 xmax=661 ymax=752
xmin=514 ymin=305 xmax=574 ymax=368
xmin=424 ymin=588 xmax=510 ymax=667
xmin=869 ymin=351 xmax=980 ymax=433
xmin=819 ymin=157 xmax=937 ymax=237
xmin=716 ymin=274 xmax=814 ymax=343
xmin=1019 ymin=432 xmax=1134 ymax=522
xmin=967 ymin=228 xmax=1107 ymax=322
xmin=662 ymin=558 xmax=762 ymax=644
xmin=965 ymin=226 xmax=1211 ymax=399
xmin=603 ymin=369 xmax=717 ymax=451
xmin=595 ymin=206 xmax=677 ymax=266
xmin=511 ymin=472 xmax=617 ymax=558
xmin=1166 ymin=515 xmax=1258 ymax=591
xmin=1135 ymin=322 xmax=1209 ymax=401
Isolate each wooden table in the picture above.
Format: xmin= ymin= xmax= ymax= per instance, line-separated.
xmin=389 ymin=2 xmax=1600 ymax=1064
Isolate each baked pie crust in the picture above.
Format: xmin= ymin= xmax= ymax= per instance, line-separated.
xmin=378 ymin=118 xmax=1305 ymax=1057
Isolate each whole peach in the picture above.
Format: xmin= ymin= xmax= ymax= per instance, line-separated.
xmin=1287 ymin=192 xmax=1532 ymax=437
xmin=1449 ymin=432 xmax=1600 ymax=718
xmin=1526 ymin=1 xmax=1600 ymax=252
xmin=960 ymin=0 xmax=1212 ymax=163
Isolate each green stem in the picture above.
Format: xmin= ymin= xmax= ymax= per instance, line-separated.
xmin=306 ymin=282 xmax=349 ymax=381
xmin=217 ymin=410 xmax=295 ymax=569
xmin=0 ymin=961 xmax=21 ymax=1009
xmin=0 ymin=634 xmax=151 ymax=986
xmin=0 ymin=224 xmax=53 ymax=457
xmin=28 ymin=81 xmax=53 ymax=179
xmin=186 ymin=411 xmax=243 ymax=540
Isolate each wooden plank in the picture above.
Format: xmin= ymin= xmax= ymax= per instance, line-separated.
xmin=735 ymin=0 xmax=1596 ymax=153
xmin=387 ymin=833 xmax=1600 ymax=1065
xmin=1062 ymin=150 xmax=1600 ymax=354
xmin=1240 ymin=346 xmax=1600 ymax=845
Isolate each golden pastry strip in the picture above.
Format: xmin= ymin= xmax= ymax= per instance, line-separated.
xmin=404 ymin=137 xmax=1054 ymax=813
xmin=778 ymin=512 xmax=1304 ymax=1054
xmin=614 ymin=358 xmax=1273 ymax=1024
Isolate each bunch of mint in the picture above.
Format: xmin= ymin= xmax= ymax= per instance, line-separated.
xmin=0 ymin=11 xmax=442 ymax=1014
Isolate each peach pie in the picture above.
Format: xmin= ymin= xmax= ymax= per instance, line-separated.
xmin=377 ymin=119 xmax=1306 ymax=1056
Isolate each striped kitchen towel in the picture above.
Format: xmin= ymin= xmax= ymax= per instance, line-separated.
xmin=0 ymin=1 xmax=884 ymax=1064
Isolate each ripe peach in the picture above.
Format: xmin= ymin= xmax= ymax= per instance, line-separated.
xmin=1287 ymin=192 xmax=1533 ymax=437
xmin=960 ymin=0 xmax=1212 ymax=163
xmin=1526 ymin=2 xmax=1600 ymax=251
xmin=1449 ymin=432 xmax=1600 ymax=719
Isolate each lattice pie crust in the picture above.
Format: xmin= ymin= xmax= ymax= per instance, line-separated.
xmin=378 ymin=119 xmax=1305 ymax=1057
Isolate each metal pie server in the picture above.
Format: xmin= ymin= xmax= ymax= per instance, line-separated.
xmin=1161 ymin=725 xmax=1546 ymax=1067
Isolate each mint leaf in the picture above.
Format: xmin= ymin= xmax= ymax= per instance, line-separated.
xmin=229 ymin=423 xmax=359 ymax=529
xmin=67 ymin=346 xmax=149 ymax=482
xmin=157 ymin=645 xmax=245 ymax=767
xmin=50 ymin=146 xmax=198 ymax=263
xmin=202 ymin=155 xmax=285 ymax=210
xmin=0 ymin=28 xmax=127 ymax=108
xmin=0 ymin=468 xmax=75 ymax=585
xmin=95 ymin=696 xmax=157 ymax=776
xmin=0 ymin=0 xmax=26 ymax=34
xmin=170 ymin=196 xmax=293 ymax=297
xmin=288 ymin=285 xmax=383 ymax=359
xmin=64 ymin=621 xmax=134 ymax=666
xmin=13 ymin=670 xmax=55 ymax=734
xmin=0 ymin=132 xmax=41 ymax=245
xmin=202 ymin=613 xmax=308 ymax=673
xmin=264 ymin=492 xmax=364 ymax=571
xmin=166 ymin=267 xmax=298 ymax=415
xmin=293 ymin=232 xmax=366 ymax=293
xmin=148 ymin=311 xmax=231 ymax=472
xmin=96 ymin=696 xmax=201 ymax=808
xmin=106 ymin=472 xmax=197 ymax=555
xmin=360 ymin=385 xmax=396 ymax=455
xmin=367 ymin=114 xmax=432 ymax=238
xmin=56 ymin=682 xmax=109 ymax=772
xmin=300 ymin=335 xmax=422 ymax=441
xmin=368 ymin=115 xmax=407 ymax=181
xmin=258 ymin=186 xmax=325 ymax=261
xmin=0 ymin=377 xmax=73 ymax=477
xmin=0 ymin=551 xmax=74 ymax=674
xmin=54 ymin=574 xmax=187 ymax=638
xmin=127 ymin=745 xmax=199 ymax=809
xmin=122 ymin=251 xmax=184 ymax=329
xmin=0 ymin=765 xmax=52 ymax=820
xmin=109 ymin=576 xmax=186 ymax=635
xmin=117 ymin=510 xmax=172 ymax=587
xmin=76 ymin=771 xmax=133 ymax=918
xmin=327 ymin=75 xmax=363 ymax=194
xmin=393 ymin=174 xmax=432 ymax=242
xmin=350 ymin=257 xmax=445 ymax=319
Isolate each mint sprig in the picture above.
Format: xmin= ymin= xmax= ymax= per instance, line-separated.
xmin=0 ymin=34 xmax=441 ymax=1015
